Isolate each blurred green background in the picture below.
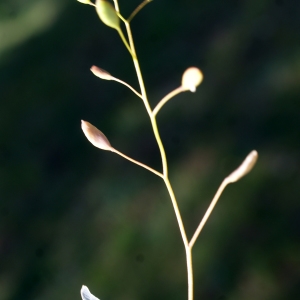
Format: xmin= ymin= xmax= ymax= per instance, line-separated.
xmin=0 ymin=0 xmax=299 ymax=299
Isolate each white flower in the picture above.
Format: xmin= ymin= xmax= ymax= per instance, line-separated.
xmin=81 ymin=285 xmax=100 ymax=300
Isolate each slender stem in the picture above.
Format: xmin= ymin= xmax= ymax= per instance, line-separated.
xmin=117 ymin=28 xmax=134 ymax=57
xmin=153 ymin=86 xmax=185 ymax=117
xmin=128 ymin=0 xmax=153 ymax=23
xmin=112 ymin=0 xmax=119 ymax=12
xmin=123 ymin=20 xmax=169 ymax=178
xmin=186 ymin=247 xmax=193 ymax=300
xmin=189 ymin=178 xmax=229 ymax=249
xmin=121 ymin=10 xmax=193 ymax=300
xmin=150 ymin=115 xmax=168 ymax=177
xmin=163 ymin=177 xmax=189 ymax=248
xmin=124 ymin=21 xmax=151 ymax=114
xmin=116 ymin=12 xmax=128 ymax=25
xmin=164 ymin=176 xmax=191 ymax=300
xmin=111 ymin=148 xmax=164 ymax=178
xmin=111 ymin=77 xmax=143 ymax=99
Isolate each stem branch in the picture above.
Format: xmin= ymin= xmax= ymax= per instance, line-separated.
xmin=112 ymin=148 xmax=163 ymax=178
xmin=117 ymin=7 xmax=195 ymax=300
xmin=128 ymin=0 xmax=153 ymax=23
xmin=189 ymin=178 xmax=230 ymax=249
xmin=112 ymin=77 xmax=143 ymax=99
xmin=153 ymin=86 xmax=185 ymax=117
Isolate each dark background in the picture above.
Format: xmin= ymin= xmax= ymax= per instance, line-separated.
xmin=0 ymin=0 xmax=299 ymax=299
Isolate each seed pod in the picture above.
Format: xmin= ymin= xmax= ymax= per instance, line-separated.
xmin=227 ymin=150 xmax=258 ymax=183
xmin=90 ymin=66 xmax=112 ymax=80
xmin=81 ymin=120 xmax=112 ymax=151
xmin=95 ymin=0 xmax=120 ymax=30
xmin=181 ymin=67 xmax=203 ymax=92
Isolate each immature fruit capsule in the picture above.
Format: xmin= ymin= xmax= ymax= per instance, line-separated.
xmin=181 ymin=67 xmax=203 ymax=92
xmin=81 ymin=120 xmax=112 ymax=151
xmin=90 ymin=66 xmax=112 ymax=80
xmin=95 ymin=0 xmax=120 ymax=30
xmin=227 ymin=150 xmax=258 ymax=183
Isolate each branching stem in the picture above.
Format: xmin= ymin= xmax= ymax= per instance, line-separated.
xmin=104 ymin=2 xmax=232 ymax=300
xmin=79 ymin=1 xmax=257 ymax=300
xmin=111 ymin=148 xmax=163 ymax=178
xmin=128 ymin=0 xmax=153 ymax=23
xmin=117 ymin=28 xmax=135 ymax=57
xmin=153 ymin=86 xmax=185 ymax=117
xmin=189 ymin=178 xmax=230 ymax=249
xmin=116 ymin=2 xmax=194 ymax=299
xmin=111 ymin=77 xmax=143 ymax=99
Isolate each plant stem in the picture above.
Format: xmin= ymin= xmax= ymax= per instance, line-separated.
xmin=124 ymin=22 xmax=151 ymax=114
xmin=85 ymin=1 xmax=245 ymax=300
xmin=128 ymin=0 xmax=153 ymax=23
xmin=189 ymin=178 xmax=229 ymax=249
xmin=186 ymin=247 xmax=193 ymax=300
xmin=111 ymin=77 xmax=143 ymax=99
xmin=153 ymin=86 xmax=185 ymax=117
xmin=111 ymin=148 xmax=164 ymax=178
xmin=117 ymin=28 xmax=135 ymax=57
xmin=123 ymin=20 xmax=169 ymax=178
xmin=112 ymin=0 xmax=120 ymax=12
xmin=163 ymin=177 xmax=189 ymax=248
xmin=117 ymin=3 xmax=194 ymax=299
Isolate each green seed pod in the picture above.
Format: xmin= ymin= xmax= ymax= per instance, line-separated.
xmin=95 ymin=0 xmax=120 ymax=30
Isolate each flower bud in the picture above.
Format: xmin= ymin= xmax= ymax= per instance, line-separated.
xmin=90 ymin=66 xmax=112 ymax=80
xmin=227 ymin=150 xmax=258 ymax=183
xmin=181 ymin=67 xmax=203 ymax=92
xmin=81 ymin=120 xmax=112 ymax=151
xmin=95 ymin=0 xmax=120 ymax=30
xmin=81 ymin=285 xmax=100 ymax=300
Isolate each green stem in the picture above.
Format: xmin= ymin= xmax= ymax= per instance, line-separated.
xmin=128 ymin=0 xmax=153 ymax=23
xmin=186 ymin=247 xmax=193 ymax=300
xmin=123 ymin=20 xmax=169 ymax=177
xmin=119 ymin=8 xmax=193 ymax=300
xmin=153 ymin=86 xmax=185 ymax=117
xmin=164 ymin=177 xmax=189 ymax=248
xmin=117 ymin=28 xmax=135 ymax=57
xmin=112 ymin=0 xmax=120 ymax=12
xmin=112 ymin=148 xmax=163 ymax=178
xmin=150 ymin=115 xmax=168 ymax=177
xmin=189 ymin=179 xmax=229 ymax=249
xmin=124 ymin=21 xmax=151 ymax=113
xmin=111 ymin=77 xmax=143 ymax=99
xmin=164 ymin=176 xmax=192 ymax=300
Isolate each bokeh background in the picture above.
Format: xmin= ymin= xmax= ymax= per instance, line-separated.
xmin=0 ymin=0 xmax=299 ymax=299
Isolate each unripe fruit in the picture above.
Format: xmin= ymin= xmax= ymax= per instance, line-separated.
xmin=81 ymin=120 xmax=112 ymax=151
xmin=95 ymin=0 xmax=120 ymax=30
xmin=181 ymin=67 xmax=203 ymax=92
